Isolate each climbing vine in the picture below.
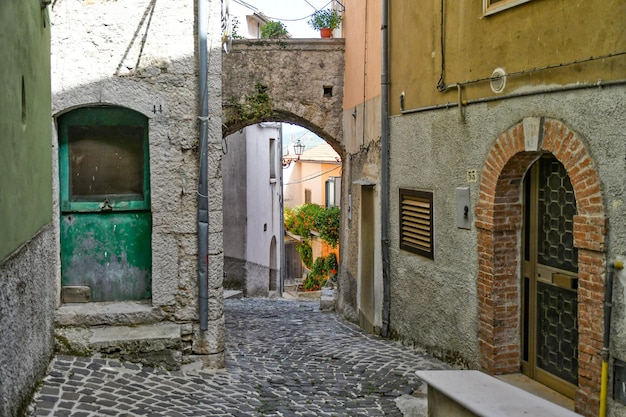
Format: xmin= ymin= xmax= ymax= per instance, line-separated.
xmin=225 ymin=82 xmax=275 ymax=129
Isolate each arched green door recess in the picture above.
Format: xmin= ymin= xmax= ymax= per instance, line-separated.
xmin=58 ymin=106 xmax=152 ymax=302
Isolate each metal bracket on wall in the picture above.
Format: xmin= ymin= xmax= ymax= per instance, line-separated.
xmin=456 ymin=186 xmax=471 ymax=229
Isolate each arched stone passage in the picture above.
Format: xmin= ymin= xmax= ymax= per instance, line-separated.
xmin=475 ymin=117 xmax=606 ymax=417
xmin=222 ymin=39 xmax=345 ymax=156
xmin=222 ymin=110 xmax=343 ymax=158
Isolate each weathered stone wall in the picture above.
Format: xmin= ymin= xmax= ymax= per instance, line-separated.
xmin=0 ymin=226 xmax=57 ymax=417
xmin=222 ymin=39 xmax=345 ymax=153
xmin=50 ymin=0 xmax=224 ymax=364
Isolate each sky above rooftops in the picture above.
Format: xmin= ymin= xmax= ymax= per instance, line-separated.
xmin=247 ymin=0 xmax=333 ymax=38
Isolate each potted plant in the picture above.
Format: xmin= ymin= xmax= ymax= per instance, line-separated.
xmin=307 ymin=8 xmax=342 ymax=38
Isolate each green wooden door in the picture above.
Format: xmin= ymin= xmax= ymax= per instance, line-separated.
xmin=59 ymin=107 xmax=151 ymax=302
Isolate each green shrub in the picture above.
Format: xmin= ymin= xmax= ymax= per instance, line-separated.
xmin=285 ymin=203 xmax=339 ymax=248
xmin=261 ymin=21 xmax=289 ymax=39
xmin=314 ymin=206 xmax=340 ymax=247
xmin=296 ymin=241 xmax=313 ymax=269
xmin=231 ymin=17 xmax=244 ymax=39
xmin=284 ymin=203 xmax=325 ymax=239
xmin=302 ymin=256 xmax=327 ymax=291
xmin=324 ymin=252 xmax=338 ymax=274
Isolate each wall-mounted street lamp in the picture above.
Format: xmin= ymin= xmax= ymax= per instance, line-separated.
xmin=282 ymin=139 xmax=305 ymax=168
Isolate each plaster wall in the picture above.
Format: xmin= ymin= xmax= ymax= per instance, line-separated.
xmin=285 ymin=163 xmax=320 ymax=207
xmin=223 ymin=130 xmax=247 ymax=291
xmin=245 ymin=124 xmax=281 ymax=266
xmin=222 ymin=123 xmax=281 ymax=297
xmin=0 ymin=2 xmax=56 ymax=415
xmin=245 ymin=261 xmax=271 ymax=298
xmin=343 ymin=96 xmax=382 ymax=154
xmin=341 ymin=0 xmax=382 ymax=109
xmin=50 ymin=0 xmax=224 ymax=359
xmin=389 ymin=0 xmax=626 ymax=113
xmin=223 ymin=130 xmax=248 ymax=262
xmin=0 ymin=0 xmax=53 ymax=260
xmin=335 ymin=0 xmax=383 ymax=329
xmin=388 ymin=87 xmax=626 ymax=400
xmin=282 ymin=163 xmax=302 ymax=208
xmin=337 ymin=134 xmax=383 ymax=325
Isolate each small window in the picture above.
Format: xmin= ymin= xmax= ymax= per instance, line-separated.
xmin=325 ymin=176 xmax=341 ymax=208
xmin=399 ymin=189 xmax=434 ymax=259
xmin=305 ymin=189 xmax=312 ymax=204
xmin=269 ymin=138 xmax=276 ymax=180
xmin=68 ymin=125 xmax=145 ymax=201
xmin=483 ymin=0 xmax=532 ymax=16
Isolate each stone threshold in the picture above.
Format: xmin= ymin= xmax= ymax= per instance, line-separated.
xmin=55 ymin=300 xmax=165 ymax=327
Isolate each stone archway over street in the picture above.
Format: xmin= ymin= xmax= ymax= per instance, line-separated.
xmin=222 ymin=39 xmax=345 ymax=155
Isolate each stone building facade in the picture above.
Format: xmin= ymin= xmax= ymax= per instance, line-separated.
xmin=50 ymin=0 xmax=224 ymax=367
xmin=382 ymin=1 xmax=626 ymax=416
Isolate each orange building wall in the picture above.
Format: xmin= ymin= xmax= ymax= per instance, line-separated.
xmin=342 ymin=0 xmax=382 ymax=110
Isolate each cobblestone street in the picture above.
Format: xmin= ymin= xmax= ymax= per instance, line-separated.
xmin=28 ymin=298 xmax=448 ymax=416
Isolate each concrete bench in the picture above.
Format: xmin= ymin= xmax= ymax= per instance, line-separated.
xmin=416 ymin=370 xmax=582 ymax=417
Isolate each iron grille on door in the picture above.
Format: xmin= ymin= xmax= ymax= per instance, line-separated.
xmin=399 ymin=189 xmax=434 ymax=259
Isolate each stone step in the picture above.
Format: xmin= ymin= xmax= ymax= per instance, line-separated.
xmin=55 ymin=301 xmax=165 ymax=327
xmin=55 ymin=322 xmax=183 ymax=370
xmin=224 ymin=290 xmax=243 ymax=299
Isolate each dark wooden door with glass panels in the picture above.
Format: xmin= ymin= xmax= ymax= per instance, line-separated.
xmin=58 ymin=107 xmax=151 ymax=302
xmin=522 ymin=154 xmax=578 ymax=398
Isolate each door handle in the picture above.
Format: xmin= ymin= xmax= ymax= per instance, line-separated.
xmin=101 ymin=199 xmax=113 ymax=211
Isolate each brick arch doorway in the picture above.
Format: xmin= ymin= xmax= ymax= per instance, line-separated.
xmin=475 ymin=117 xmax=607 ymax=417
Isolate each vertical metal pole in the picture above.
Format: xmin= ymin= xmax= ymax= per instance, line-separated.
xmin=279 ymin=124 xmax=286 ymax=295
xmin=380 ymin=0 xmax=391 ymax=338
xmin=197 ymin=0 xmax=209 ymax=331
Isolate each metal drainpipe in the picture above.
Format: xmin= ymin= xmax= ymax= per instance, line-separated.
xmin=279 ymin=124 xmax=286 ymax=295
xmin=197 ymin=0 xmax=209 ymax=331
xmin=380 ymin=0 xmax=391 ymax=338
xmin=600 ymin=258 xmax=624 ymax=417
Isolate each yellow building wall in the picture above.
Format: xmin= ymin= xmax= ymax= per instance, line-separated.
xmin=389 ymin=0 xmax=626 ymax=114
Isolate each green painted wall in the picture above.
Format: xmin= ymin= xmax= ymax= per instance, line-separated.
xmin=0 ymin=1 xmax=52 ymax=260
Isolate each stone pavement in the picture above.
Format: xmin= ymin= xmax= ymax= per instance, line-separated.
xmin=28 ymin=298 xmax=449 ymax=417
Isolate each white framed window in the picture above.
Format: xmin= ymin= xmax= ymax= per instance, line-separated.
xmin=325 ymin=176 xmax=341 ymax=208
xmin=483 ymin=0 xmax=533 ymax=16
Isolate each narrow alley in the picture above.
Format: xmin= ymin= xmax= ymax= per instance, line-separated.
xmin=27 ymin=298 xmax=448 ymax=417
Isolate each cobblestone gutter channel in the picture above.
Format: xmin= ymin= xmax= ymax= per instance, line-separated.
xmin=28 ymin=298 xmax=448 ymax=416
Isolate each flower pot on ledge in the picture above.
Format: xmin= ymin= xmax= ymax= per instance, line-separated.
xmin=320 ymin=28 xmax=332 ymax=38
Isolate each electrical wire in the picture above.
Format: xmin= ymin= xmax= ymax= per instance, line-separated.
xmin=261 ymin=0 xmax=332 ymax=22
xmin=446 ymin=51 xmax=626 ymax=89
xmin=285 ymin=165 xmax=341 ymax=185
xmin=436 ymin=0 xmax=446 ymax=92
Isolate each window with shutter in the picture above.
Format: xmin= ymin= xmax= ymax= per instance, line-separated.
xmin=399 ymin=189 xmax=434 ymax=259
